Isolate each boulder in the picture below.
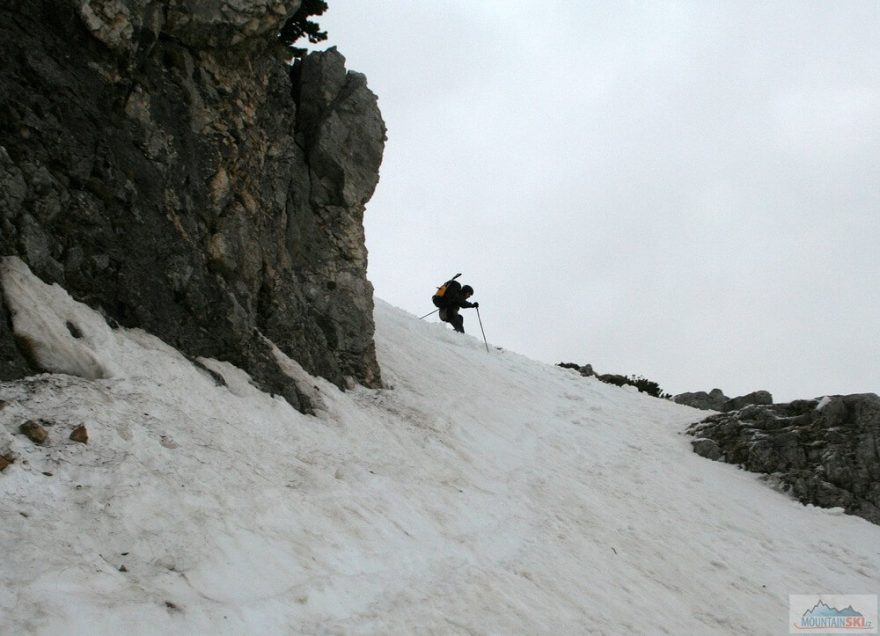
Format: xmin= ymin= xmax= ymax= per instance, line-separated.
xmin=19 ymin=420 xmax=48 ymax=445
xmin=674 ymin=388 xmax=729 ymax=411
xmin=690 ymin=438 xmax=723 ymax=461
xmin=69 ymin=425 xmax=89 ymax=444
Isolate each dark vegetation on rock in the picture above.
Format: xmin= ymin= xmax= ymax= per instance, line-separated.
xmin=279 ymin=0 xmax=328 ymax=57
xmin=557 ymin=362 xmax=670 ymax=399
xmin=1 ymin=1 xmax=386 ymax=412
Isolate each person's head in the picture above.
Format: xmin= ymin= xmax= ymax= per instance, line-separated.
xmin=462 ymin=285 xmax=473 ymax=298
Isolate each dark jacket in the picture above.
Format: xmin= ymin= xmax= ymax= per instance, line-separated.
xmin=442 ymin=282 xmax=476 ymax=309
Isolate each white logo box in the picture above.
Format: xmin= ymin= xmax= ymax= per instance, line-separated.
xmin=790 ymin=595 xmax=878 ymax=634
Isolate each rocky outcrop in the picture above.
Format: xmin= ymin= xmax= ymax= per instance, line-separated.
xmin=719 ymin=390 xmax=773 ymax=412
xmin=674 ymin=389 xmax=773 ymax=412
xmin=0 ymin=1 xmax=386 ymax=411
xmin=688 ymin=394 xmax=880 ymax=525
xmin=673 ymin=389 xmax=728 ymax=411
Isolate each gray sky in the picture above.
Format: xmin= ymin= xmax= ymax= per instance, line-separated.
xmin=315 ymin=1 xmax=880 ymax=402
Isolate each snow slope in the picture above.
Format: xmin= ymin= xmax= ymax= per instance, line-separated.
xmin=1 ymin=258 xmax=878 ymax=635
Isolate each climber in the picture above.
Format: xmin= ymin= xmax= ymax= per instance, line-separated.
xmin=432 ymin=278 xmax=478 ymax=333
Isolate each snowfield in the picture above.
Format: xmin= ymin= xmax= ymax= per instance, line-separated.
xmin=1 ymin=258 xmax=878 ymax=635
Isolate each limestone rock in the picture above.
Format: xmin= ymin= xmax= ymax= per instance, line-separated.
xmin=0 ymin=1 xmax=385 ymax=411
xmin=688 ymin=393 xmax=880 ymax=525
xmin=690 ymin=438 xmax=723 ymax=461
xmin=70 ymin=425 xmax=89 ymax=444
xmin=720 ymin=390 xmax=773 ymax=412
xmin=19 ymin=420 xmax=48 ymax=445
xmin=674 ymin=388 xmax=728 ymax=411
xmin=75 ymin=0 xmax=294 ymax=54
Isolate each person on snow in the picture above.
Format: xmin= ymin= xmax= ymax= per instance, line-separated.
xmin=436 ymin=281 xmax=479 ymax=333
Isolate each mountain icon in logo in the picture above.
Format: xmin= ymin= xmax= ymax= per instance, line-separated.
xmin=803 ymin=600 xmax=864 ymax=619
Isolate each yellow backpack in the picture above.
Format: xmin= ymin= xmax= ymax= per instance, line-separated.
xmin=431 ymin=273 xmax=461 ymax=307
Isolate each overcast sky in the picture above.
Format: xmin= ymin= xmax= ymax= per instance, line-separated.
xmin=315 ymin=1 xmax=879 ymax=402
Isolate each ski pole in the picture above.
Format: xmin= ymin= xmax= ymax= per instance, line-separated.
xmin=476 ymin=307 xmax=489 ymax=353
xmin=420 ymin=308 xmax=438 ymax=320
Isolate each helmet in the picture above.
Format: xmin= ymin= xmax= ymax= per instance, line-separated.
xmin=461 ymin=285 xmax=473 ymax=296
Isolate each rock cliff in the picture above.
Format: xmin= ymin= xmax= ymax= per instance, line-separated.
xmin=688 ymin=394 xmax=880 ymax=525
xmin=0 ymin=1 xmax=386 ymax=411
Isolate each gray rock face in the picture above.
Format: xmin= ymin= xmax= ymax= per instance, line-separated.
xmin=674 ymin=388 xmax=729 ymax=411
xmin=0 ymin=1 xmax=385 ymax=410
xmin=78 ymin=0 xmax=296 ymax=52
xmin=674 ymin=389 xmax=773 ymax=412
xmin=688 ymin=394 xmax=880 ymax=525
xmin=719 ymin=390 xmax=773 ymax=412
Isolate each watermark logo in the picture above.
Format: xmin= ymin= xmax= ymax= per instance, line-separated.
xmin=790 ymin=595 xmax=877 ymax=633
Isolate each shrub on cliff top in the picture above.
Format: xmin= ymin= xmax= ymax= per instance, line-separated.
xmin=279 ymin=0 xmax=328 ymax=57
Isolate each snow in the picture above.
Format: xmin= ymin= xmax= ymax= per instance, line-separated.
xmin=1 ymin=257 xmax=113 ymax=380
xmin=1 ymin=259 xmax=878 ymax=635
xmin=816 ymin=396 xmax=833 ymax=411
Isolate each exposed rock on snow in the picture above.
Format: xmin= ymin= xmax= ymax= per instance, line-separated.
xmin=19 ymin=420 xmax=48 ymax=445
xmin=69 ymin=424 xmax=89 ymax=444
xmin=688 ymin=394 xmax=880 ymax=525
xmin=690 ymin=437 xmax=723 ymax=460
xmin=673 ymin=388 xmax=729 ymax=410
xmin=557 ymin=362 xmax=595 ymax=377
